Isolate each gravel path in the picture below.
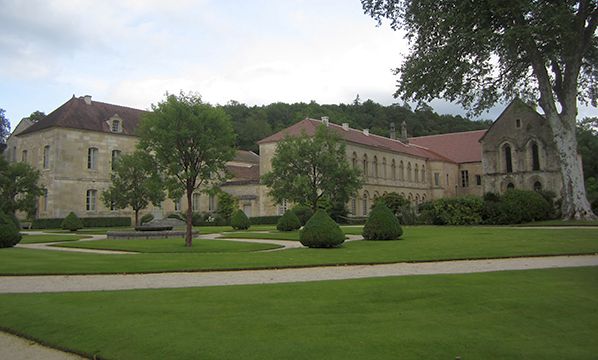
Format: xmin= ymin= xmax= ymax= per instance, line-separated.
xmin=2 ymin=254 xmax=596 ymax=294
xmin=0 ymin=331 xmax=85 ymax=360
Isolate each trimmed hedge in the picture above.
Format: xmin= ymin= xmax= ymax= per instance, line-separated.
xmin=32 ymin=216 xmax=132 ymax=229
xmin=231 ymin=209 xmax=250 ymax=230
xmin=291 ymin=205 xmax=313 ymax=226
xmin=249 ymin=215 xmax=282 ymax=225
xmin=61 ymin=212 xmax=83 ymax=232
xmin=277 ymin=210 xmax=301 ymax=231
xmin=362 ymin=203 xmax=403 ymax=240
xmin=0 ymin=211 xmax=22 ymax=248
xmin=299 ymin=209 xmax=345 ymax=248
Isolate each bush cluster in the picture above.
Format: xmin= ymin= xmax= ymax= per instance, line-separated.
xmin=299 ymin=209 xmax=345 ymax=248
xmin=0 ymin=211 xmax=22 ymax=248
xmin=231 ymin=209 xmax=250 ymax=230
xmin=277 ymin=210 xmax=301 ymax=231
xmin=291 ymin=205 xmax=313 ymax=226
xmin=362 ymin=203 xmax=403 ymax=240
xmin=419 ymin=196 xmax=484 ymax=225
xmin=482 ymin=190 xmax=552 ymax=224
xmin=61 ymin=212 xmax=83 ymax=232
xmin=31 ymin=216 xmax=131 ymax=229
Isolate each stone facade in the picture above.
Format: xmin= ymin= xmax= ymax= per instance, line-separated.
xmin=5 ymin=96 xmax=567 ymax=221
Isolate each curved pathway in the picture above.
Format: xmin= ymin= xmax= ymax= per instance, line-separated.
xmin=1 ymin=254 xmax=596 ymax=294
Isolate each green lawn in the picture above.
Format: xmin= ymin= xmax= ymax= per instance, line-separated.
xmin=1 ymin=227 xmax=597 ymax=275
xmin=222 ymin=230 xmax=301 ymax=241
xmin=43 ymin=224 xmax=277 ymax=235
xmin=518 ymin=219 xmax=598 ymax=226
xmin=51 ymin=238 xmax=281 ymax=253
xmin=0 ymin=267 xmax=596 ymax=359
xmin=20 ymin=234 xmax=90 ymax=244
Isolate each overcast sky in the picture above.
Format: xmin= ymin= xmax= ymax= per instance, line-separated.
xmin=1 ymin=0 xmax=596 ymax=132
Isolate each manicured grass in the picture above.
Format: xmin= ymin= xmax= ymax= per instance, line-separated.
xmin=0 ymin=267 xmax=596 ymax=359
xmin=1 ymin=227 xmax=597 ymax=275
xmin=222 ymin=231 xmax=301 ymax=241
xmin=19 ymin=234 xmax=90 ymax=244
xmin=51 ymin=238 xmax=281 ymax=253
xmin=46 ymin=227 xmax=134 ymax=235
xmin=44 ymin=224 xmax=278 ymax=235
xmin=518 ymin=219 xmax=598 ymax=227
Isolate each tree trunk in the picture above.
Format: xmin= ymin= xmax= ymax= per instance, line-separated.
xmin=546 ymin=112 xmax=596 ymax=220
xmin=134 ymin=209 xmax=139 ymax=227
xmin=185 ymin=188 xmax=193 ymax=247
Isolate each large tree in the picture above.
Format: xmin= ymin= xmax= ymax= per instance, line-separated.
xmin=138 ymin=93 xmax=236 ymax=246
xmin=0 ymin=108 xmax=10 ymax=145
xmin=0 ymin=156 xmax=43 ymax=218
xmin=362 ymin=0 xmax=597 ymax=220
xmin=101 ymin=151 xmax=165 ymax=227
xmin=262 ymin=125 xmax=363 ymax=212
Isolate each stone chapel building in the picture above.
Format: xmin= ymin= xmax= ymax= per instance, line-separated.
xmin=4 ymin=96 xmax=564 ymax=221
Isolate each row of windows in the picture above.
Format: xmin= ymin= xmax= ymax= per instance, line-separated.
xmin=351 ymin=152 xmax=426 ymax=183
xmin=15 ymin=145 xmax=123 ymax=171
xmin=460 ymin=171 xmax=483 ymax=188
xmin=502 ymin=141 xmax=541 ymax=174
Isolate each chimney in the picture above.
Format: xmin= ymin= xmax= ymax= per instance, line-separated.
xmin=342 ymin=123 xmax=350 ymax=131
xmin=83 ymin=95 xmax=92 ymax=105
xmin=400 ymin=121 xmax=409 ymax=143
xmin=363 ymin=128 xmax=370 ymax=136
xmin=321 ymin=116 xmax=329 ymax=126
xmin=390 ymin=122 xmax=396 ymax=140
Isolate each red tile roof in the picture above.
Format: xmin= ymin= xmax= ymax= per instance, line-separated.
xmin=258 ymin=118 xmax=454 ymax=162
xmin=18 ymin=96 xmax=147 ymax=136
xmin=408 ymin=129 xmax=487 ymax=163
xmin=232 ymin=150 xmax=260 ymax=164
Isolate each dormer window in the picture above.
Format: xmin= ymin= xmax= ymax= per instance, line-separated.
xmin=111 ymin=119 xmax=121 ymax=132
xmin=516 ymin=119 xmax=521 ymax=128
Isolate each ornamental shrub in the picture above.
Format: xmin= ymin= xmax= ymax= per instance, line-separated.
xmin=61 ymin=212 xmax=83 ymax=232
xmin=277 ymin=210 xmax=301 ymax=231
xmin=482 ymin=190 xmax=551 ymax=224
xmin=419 ymin=196 xmax=484 ymax=225
xmin=299 ymin=209 xmax=345 ymax=248
xmin=362 ymin=203 xmax=403 ymax=240
xmin=291 ymin=205 xmax=313 ymax=226
xmin=0 ymin=211 xmax=22 ymax=248
xmin=231 ymin=209 xmax=250 ymax=230
xmin=140 ymin=213 xmax=154 ymax=225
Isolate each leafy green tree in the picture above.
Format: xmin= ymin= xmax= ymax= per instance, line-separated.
xmin=0 ymin=108 xmax=10 ymax=144
xmin=61 ymin=212 xmax=83 ymax=232
xmin=578 ymin=117 xmax=598 ymax=182
xmin=101 ymin=151 xmax=165 ymax=227
xmin=28 ymin=111 xmax=46 ymax=122
xmin=0 ymin=210 xmax=21 ymax=248
xmin=0 ymin=156 xmax=43 ymax=218
xmin=375 ymin=192 xmax=409 ymax=216
xmin=262 ymin=125 xmax=362 ymax=212
xmin=362 ymin=0 xmax=597 ymax=220
xmin=138 ymin=93 xmax=236 ymax=246
xmin=215 ymin=190 xmax=238 ymax=223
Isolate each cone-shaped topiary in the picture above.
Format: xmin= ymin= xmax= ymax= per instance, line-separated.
xmin=362 ymin=202 xmax=403 ymax=240
xmin=291 ymin=205 xmax=314 ymax=226
xmin=0 ymin=211 xmax=22 ymax=248
xmin=277 ymin=210 xmax=301 ymax=231
xmin=231 ymin=209 xmax=250 ymax=230
xmin=299 ymin=209 xmax=345 ymax=248
xmin=61 ymin=212 xmax=83 ymax=232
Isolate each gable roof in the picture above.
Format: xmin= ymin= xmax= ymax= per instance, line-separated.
xmin=18 ymin=95 xmax=147 ymax=136
xmin=232 ymin=150 xmax=260 ymax=164
xmin=257 ymin=118 xmax=453 ymax=162
xmin=409 ymin=129 xmax=487 ymax=163
xmin=479 ymin=99 xmax=542 ymax=142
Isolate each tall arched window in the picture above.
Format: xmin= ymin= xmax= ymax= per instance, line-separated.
xmin=399 ymin=161 xmax=404 ymax=181
xmin=86 ymin=189 xmax=97 ymax=211
xmin=531 ymin=142 xmax=540 ymax=171
xmin=414 ymin=164 xmax=419 ymax=183
xmin=43 ymin=145 xmax=50 ymax=169
xmin=351 ymin=152 xmax=358 ymax=168
xmin=391 ymin=159 xmax=396 ymax=180
xmin=373 ymin=156 xmax=378 ymax=178
xmin=351 ymin=198 xmax=357 ymax=215
xmin=362 ymin=192 xmax=369 ymax=216
xmin=88 ymin=147 xmax=98 ymax=170
xmin=421 ymin=165 xmax=426 ymax=183
xmin=407 ymin=162 xmax=412 ymax=182
xmin=362 ymin=154 xmax=369 ymax=177
xmin=382 ymin=158 xmax=387 ymax=179
xmin=504 ymin=145 xmax=513 ymax=173
xmin=534 ymin=181 xmax=542 ymax=191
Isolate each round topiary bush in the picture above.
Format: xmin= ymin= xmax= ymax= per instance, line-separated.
xmin=299 ymin=209 xmax=345 ymax=248
xmin=362 ymin=202 xmax=403 ymax=240
xmin=277 ymin=210 xmax=301 ymax=231
xmin=0 ymin=211 xmax=22 ymax=248
xmin=140 ymin=213 xmax=154 ymax=225
xmin=231 ymin=209 xmax=250 ymax=230
xmin=61 ymin=212 xmax=83 ymax=232
xmin=291 ymin=205 xmax=314 ymax=226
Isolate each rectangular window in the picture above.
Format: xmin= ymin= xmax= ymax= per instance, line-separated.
xmin=208 ymin=194 xmax=216 ymax=211
xmin=40 ymin=189 xmax=48 ymax=213
xmin=111 ymin=150 xmax=121 ymax=170
xmin=88 ymin=148 xmax=98 ymax=170
xmin=192 ymin=193 xmax=201 ymax=212
xmin=434 ymin=172 xmax=440 ymax=186
xmin=43 ymin=145 xmax=50 ymax=169
xmin=21 ymin=150 xmax=28 ymax=163
xmin=461 ymin=170 xmax=469 ymax=187
xmin=476 ymin=175 xmax=482 ymax=186
xmin=278 ymin=199 xmax=288 ymax=215
xmin=174 ymin=198 xmax=181 ymax=212
xmin=351 ymin=198 xmax=357 ymax=215
xmin=111 ymin=120 xmax=121 ymax=132
xmin=86 ymin=189 xmax=97 ymax=211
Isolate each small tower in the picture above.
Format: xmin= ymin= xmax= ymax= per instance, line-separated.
xmin=400 ymin=121 xmax=409 ymax=143
xmin=389 ymin=122 xmax=396 ymax=140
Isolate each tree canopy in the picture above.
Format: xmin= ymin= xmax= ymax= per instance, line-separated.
xmin=138 ymin=92 xmax=236 ymax=246
xmin=101 ymin=151 xmax=165 ymax=227
xmin=361 ymin=0 xmax=597 ymax=219
xmin=0 ymin=156 xmax=43 ymax=218
xmin=0 ymin=108 xmax=10 ymax=145
xmin=262 ymin=125 xmax=363 ymax=212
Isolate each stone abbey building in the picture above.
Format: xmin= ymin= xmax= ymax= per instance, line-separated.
xmin=5 ymin=95 xmax=563 ymax=220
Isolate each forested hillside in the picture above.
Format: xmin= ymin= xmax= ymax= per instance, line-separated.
xmin=219 ymin=98 xmax=492 ymax=152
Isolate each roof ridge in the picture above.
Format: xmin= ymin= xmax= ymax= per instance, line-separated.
xmin=409 ymin=129 xmax=487 ymax=140
xmin=305 ymin=117 xmax=412 ymax=147
xmin=87 ymin=98 xmax=147 ymax=113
